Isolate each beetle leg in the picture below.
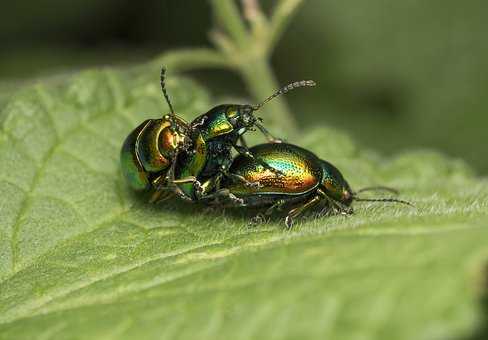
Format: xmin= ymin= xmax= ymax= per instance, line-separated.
xmin=265 ymin=199 xmax=287 ymax=215
xmin=317 ymin=188 xmax=354 ymax=215
xmin=191 ymin=168 xmax=241 ymax=204
xmin=166 ymin=176 xmax=203 ymax=202
xmin=149 ymin=175 xmax=171 ymax=203
xmin=333 ymin=201 xmax=354 ymax=215
xmin=255 ymin=121 xmax=283 ymax=143
xmin=163 ymin=152 xmax=198 ymax=201
xmin=239 ymin=135 xmax=248 ymax=148
xmin=193 ymin=171 xmax=239 ymax=203
xmin=194 ymin=176 xmax=220 ymax=200
xmin=171 ymin=176 xmax=198 ymax=184
xmin=151 ymin=174 xmax=166 ymax=189
xmin=285 ymin=195 xmax=322 ymax=228
xmin=149 ymin=190 xmax=174 ymax=204
xmin=249 ymin=213 xmax=267 ymax=226
xmin=200 ymin=188 xmax=245 ymax=206
xmin=249 ymin=199 xmax=286 ymax=226
xmin=233 ymin=144 xmax=254 ymax=159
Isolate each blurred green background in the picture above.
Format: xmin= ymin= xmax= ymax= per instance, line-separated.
xmin=1 ymin=0 xmax=487 ymax=173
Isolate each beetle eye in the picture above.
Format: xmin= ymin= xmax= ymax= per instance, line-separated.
xmin=242 ymin=112 xmax=256 ymax=126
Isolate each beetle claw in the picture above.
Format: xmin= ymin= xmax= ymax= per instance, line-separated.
xmin=228 ymin=193 xmax=244 ymax=206
xmin=285 ymin=215 xmax=294 ymax=228
xmin=245 ymin=181 xmax=262 ymax=189
xmin=249 ymin=213 xmax=266 ymax=226
xmin=194 ymin=180 xmax=204 ymax=198
xmin=335 ymin=206 xmax=353 ymax=216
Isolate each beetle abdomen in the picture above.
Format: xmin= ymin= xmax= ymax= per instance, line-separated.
xmin=227 ymin=143 xmax=323 ymax=196
xmin=120 ymin=116 xmax=190 ymax=191
xmin=120 ymin=120 xmax=151 ymax=190
xmin=137 ymin=119 xmax=171 ymax=172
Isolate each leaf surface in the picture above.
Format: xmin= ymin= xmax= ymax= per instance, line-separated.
xmin=0 ymin=65 xmax=487 ymax=340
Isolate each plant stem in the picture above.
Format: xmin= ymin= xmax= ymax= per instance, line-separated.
xmin=210 ymin=0 xmax=299 ymax=134
xmin=156 ymin=48 xmax=232 ymax=72
xmin=156 ymin=1 xmax=304 ymax=135
xmin=210 ymin=0 xmax=249 ymax=48
xmin=268 ymin=0 xmax=305 ymax=52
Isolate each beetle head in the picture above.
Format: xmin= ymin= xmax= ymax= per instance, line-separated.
xmin=320 ymin=160 xmax=354 ymax=206
xmin=159 ymin=67 xmax=192 ymax=153
xmin=320 ymin=160 xmax=414 ymax=208
xmin=226 ymin=80 xmax=317 ymax=135
xmin=225 ymin=104 xmax=257 ymax=133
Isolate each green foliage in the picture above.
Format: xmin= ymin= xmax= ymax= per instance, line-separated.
xmin=281 ymin=0 xmax=488 ymax=173
xmin=0 ymin=65 xmax=487 ymax=340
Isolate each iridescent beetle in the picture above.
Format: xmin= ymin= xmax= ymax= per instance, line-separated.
xmin=218 ymin=142 xmax=413 ymax=227
xmin=121 ymin=67 xmax=316 ymax=204
xmin=120 ymin=68 xmax=191 ymax=202
xmin=156 ymin=79 xmax=316 ymax=203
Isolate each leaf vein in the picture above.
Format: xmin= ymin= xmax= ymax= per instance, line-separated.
xmin=8 ymin=104 xmax=119 ymax=273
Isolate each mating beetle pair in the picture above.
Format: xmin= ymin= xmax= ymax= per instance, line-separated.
xmin=120 ymin=67 xmax=314 ymax=202
xmin=120 ymin=68 xmax=411 ymax=227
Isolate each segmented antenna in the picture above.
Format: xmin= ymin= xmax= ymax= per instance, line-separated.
xmin=355 ymin=186 xmax=399 ymax=195
xmin=160 ymin=67 xmax=175 ymax=116
xmin=354 ymin=197 xmax=415 ymax=207
xmin=252 ymin=80 xmax=316 ymax=111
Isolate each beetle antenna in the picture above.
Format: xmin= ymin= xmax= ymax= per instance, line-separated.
xmin=354 ymin=197 xmax=415 ymax=207
xmin=355 ymin=186 xmax=399 ymax=195
xmin=252 ymin=80 xmax=316 ymax=111
xmin=160 ymin=67 xmax=175 ymax=116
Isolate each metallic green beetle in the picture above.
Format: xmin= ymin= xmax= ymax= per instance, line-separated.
xmin=171 ymin=80 xmax=316 ymax=203
xmin=120 ymin=68 xmax=192 ymax=201
xmin=219 ymin=142 xmax=412 ymax=227
xmin=121 ymin=67 xmax=317 ymax=203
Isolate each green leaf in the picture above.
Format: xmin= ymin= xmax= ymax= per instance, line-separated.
xmin=0 ymin=64 xmax=487 ymax=340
